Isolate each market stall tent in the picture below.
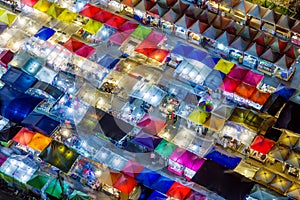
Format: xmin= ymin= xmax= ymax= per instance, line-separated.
xmin=166 ymin=182 xmax=191 ymax=199
xmin=175 ymin=14 xmax=196 ymax=29
xmin=189 ymin=21 xmax=209 ymax=34
xmin=145 ymin=30 xmax=166 ymax=46
xmin=214 ymin=59 xmax=235 ymax=74
xmin=83 ymin=19 xmax=103 ymax=35
xmin=188 ymin=108 xmax=210 ymax=125
xmin=228 ymin=65 xmax=249 ymax=81
xmin=57 ymin=10 xmax=78 ymax=23
xmin=27 ymin=132 xmax=52 ymax=152
xmin=150 ymin=176 xmax=174 ymax=194
xmin=149 ymin=48 xmax=170 ymax=63
xmin=121 ymin=160 xmax=144 ymax=178
xmin=171 ymin=41 xmax=194 ymax=58
xmin=113 ymin=174 xmax=138 ymax=195
xmin=63 ymin=38 xmax=95 ymax=58
xmin=154 ymin=139 xmax=177 ymax=158
xmin=275 ymin=101 xmax=300 ymax=133
xmin=93 ymin=10 xmax=114 ymax=23
xmin=162 ymin=9 xmax=181 ymax=23
xmin=234 ymin=82 xmax=256 ymax=99
xmin=79 ymin=4 xmax=102 ymax=18
xmin=203 ymin=114 xmax=226 ymax=132
xmin=34 ymin=26 xmax=55 ymax=41
xmin=250 ymin=135 xmax=275 ymax=155
xmin=26 ymin=173 xmax=50 ymax=190
xmin=21 ymin=0 xmax=38 ymax=7
xmin=13 ymin=127 xmax=35 ymax=146
xmin=219 ymin=76 xmax=240 ymax=93
xmin=268 ymin=145 xmax=290 ymax=162
xmin=0 ymin=121 xmax=21 ymax=142
xmin=137 ymin=114 xmax=166 ymax=135
xmin=45 ymin=178 xmax=68 ymax=199
xmin=287 ymin=183 xmax=300 ymax=200
xmin=270 ymin=175 xmax=292 ymax=193
xmin=131 ymin=25 xmax=152 ymax=40
xmin=118 ymin=21 xmax=139 ymax=33
xmin=133 ymin=130 xmax=162 ymax=151
xmin=69 ymin=190 xmax=90 ymax=200
xmin=46 ymin=3 xmax=65 ymax=19
xmin=109 ymin=31 xmax=131 ymax=46
xmin=33 ymin=0 xmax=52 ymax=12
xmin=136 ymin=168 xmax=161 ymax=188
xmin=105 ymin=15 xmax=127 ymax=29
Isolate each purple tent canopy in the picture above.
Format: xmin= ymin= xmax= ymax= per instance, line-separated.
xmin=201 ymin=56 xmax=220 ymax=69
xmin=0 ymin=22 xmax=8 ymax=34
xmin=133 ymin=130 xmax=162 ymax=151
xmin=171 ymin=41 xmax=194 ymax=57
xmin=118 ymin=21 xmax=139 ymax=34
xmin=145 ymin=30 xmax=166 ymax=45
xmin=0 ymin=153 xmax=7 ymax=167
xmin=187 ymin=49 xmax=208 ymax=62
xmin=109 ymin=31 xmax=131 ymax=46
xmin=169 ymin=148 xmax=205 ymax=171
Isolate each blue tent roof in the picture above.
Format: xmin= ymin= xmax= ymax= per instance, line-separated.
xmin=98 ymin=54 xmax=119 ymax=70
xmin=201 ymin=56 xmax=220 ymax=69
xmin=150 ymin=176 xmax=174 ymax=194
xmin=187 ymin=49 xmax=208 ymax=62
xmin=204 ymin=70 xmax=225 ymax=91
xmin=0 ymin=85 xmax=23 ymax=114
xmin=171 ymin=41 xmax=194 ymax=58
xmin=136 ymin=168 xmax=161 ymax=188
xmin=205 ymin=148 xmax=242 ymax=169
xmin=274 ymin=84 xmax=295 ymax=100
xmin=148 ymin=190 xmax=167 ymax=200
xmin=1 ymin=67 xmax=37 ymax=93
xmin=21 ymin=112 xmax=60 ymax=136
xmin=34 ymin=26 xmax=55 ymax=41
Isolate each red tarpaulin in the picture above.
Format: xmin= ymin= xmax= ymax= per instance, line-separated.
xmin=0 ymin=50 xmax=14 ymax=68
xmin=135 ymin=40 xmax=157 ymax=57
xmin=250 ymin=135 xmax=275 ymax=154
xmin=145 ymin=30 xmax=166 ymax=46
xmin=242 ymin=70 xmax=264 ymax=87
xmin=219 ymin=77 xmax=240 ymax=93
xmin=105 ymin=15 xmax=127 ymax=29
xmin=166 ymin=182 xmax=191 ymax=199
xmin=121 ymin=160 xmax=144 ymax=178
xmin=228 ymin=65 xmax=249 ymax=81
xmin=149 ymin=48 xmax=170 ymax=63
xmin=113 ymin=174 xmax=138 ymax=194
xmin=63 ymin=38 xmax=95 ymax=58
xmin=79 ymin=4 xmax=102 ymax=18
xmin=21 ymin=0 xmax=38 ymax=7
xmin=137 ymin=114 xmax=167 ymax=135
xmin=92 ymin=10 xmax=114 ymax=23
xmin=13 ymin=127 xmax=35 ymax=146
xmin=234 ymin=82 xmax=256 ymax=99
xmin=109 ymin=31 xmax=131 ymax=46
xmin=118 ymin=21 xmax=138 ymax=34
xmin=249 ymin=89 xmax=270 ymax=105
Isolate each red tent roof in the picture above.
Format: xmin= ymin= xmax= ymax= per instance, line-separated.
xmin=121 ymin=160 xmax=144 ymax=178
xmin=79 ymin=4 xmax=102 ymax=18
xmin=0 ymin=50 xmax=14 ymax=68
xmin=249 ymin=89 xmax=270 ymax=105
xmin=269 ymin=38 xmax=288 ymax=53
xmin=198 ymin=10 xmax=217 ymax=24
xmin=13 ymin=127 xmax=35 ymax=146
xmin=22 ymin=0 xmax=38 ymax=7
xmin=145 ymin=30 xmax=166 ymax=45
xmin=242 ymin=70 xmax=264 ymax=87
xmin=234 ymin=82 xmax=256 ymax=99
xmin=118 ymin=21 xmax=138 ymax=33
xmin=150 ymin=48 xmax=170 ymax=63
xmin=135 ymin=40 xmax=157 ymax=57
xmin=254 ymin=32 xmax=273 ymax=46
xmin=63 ymin=38 xmax=95 ymax=58
xmin=250 ymin=135 xmax=275 ymax=154
xmin=92 ymin=10 xmax=114 ymax=23
xmin=212 ymin=15 xmax=231 ymax=30
xmin=113 ymin=174 xmax=138 ymax=194
xmin=105 ymin=15 xmax=127 ymax=29
xmin=166 ymin=182 xmax=191 ymax=199
xmin=137 ymin=114 xmax=167 ymax=135
xmin=189 ymin=21 xmax=209 ymax=34
xmin=244 ymin=42 xmax=265 ymax=57
xmin=219 ymin=76 xmax=240 ymax=93
xmin=109 ymin=31 xmax=131 ymax=46
xmin=284 ymin=45 xmax=300 ymax=59
xmin=228 ymin=65 xmax=249 ymax=81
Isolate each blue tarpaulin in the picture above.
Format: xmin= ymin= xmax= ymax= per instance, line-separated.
xmin=274 ymin=84 xmax=295 ymax=100
xmin=150 ymin=176 xmax=174 ymax=194
xmin=148 ymin=190 xmax=168 ymax=200
xmin=136 ymin=168 xmax=161 ymax=188
xmin=171 ymin=41 xmax=194 ymax=58
xmin=201 ymin=56 xmax=220 ymax=69
xmin=98 ymin=54 xmax=119 ymax=70
xmin=34 ymin=26 xmax=55 ymax=41
xmin=1 ymin=67 xmax=37 ymax=93
xmin=204 ymin=70 xmax=225 ymax=91
xmin=0 ymin=85 xmax=23 ymax=114
xmin=205 ymin=148 xmax=242 ymax=169
xmin=187 ymin=49 xmax=208 ymax=62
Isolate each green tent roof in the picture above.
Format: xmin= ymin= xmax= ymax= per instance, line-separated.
xmin=131 ymin=25 xmax=151 ymax=40
xmin=45 ymin=178 xmax=68 ymax=199
xmin=154 ymin=139 xmax=177 ymax=158
xmin=69 ymin=190 xmax=90 ymax=200
xmin=27 ymin=174 xmax=50 ymax=190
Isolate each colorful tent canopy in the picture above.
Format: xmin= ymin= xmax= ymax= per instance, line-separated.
xmin=39 ymin=140 xmax=79 ymax=173
xmin=171 ymin=41 xmax=194 ymax=57
xmin=278 ymin=130 xmax=299 ymax=148
xmin=250 ymin=135 xmax=275 ymax=155
xmin=166 ymin=182 xmax=191 ymax=200
xmin=189 ymin=21 xmax=209 ymax=34
xmin=229 ymin=36 xmax=250 ymax=52
xmin=214 ymin=59 xmax=235 ymax=74
xmin=113 ymin=174 xmax=138 ymax=194
xmin=212 ymin=15 xmax=231 ymax=30
xmin=238 ymin=27 xmax=258 ymax=40
xmin=79 ymin=4 xmax=102 ymax=18
xmin=13 ymin=127 xmax=35 ymax=145
xmin=27 ymin=132 xmax=52 ymax=152
xmin=118 ymin=21 xmax=138 ymax=34
xmin=205 ymin=148 xmax=242 ymax=169
xmin=98 ymin=54 xmax=119 ymax=70
xmin=147 ymin=190 xmax=167 ymax=200
xmin=249 ymin=89 xmax=270 ymax=105
xmin=268 ymin=145 xmax=290 ymax=162
xmin=162 ymin=9 xmax=181 ymax=23
xmin=136 ymin=168 xmax=161 ymax=188
xmin=131 ymin=25 xmax=152 ymax=40
xmin=212 ymin=104 xmax=235 ymax=120
xmin=219 ymin=76 xmax=240 ymax=93
xmin=287 ymin=184 xmax=300 ymax=200
xmin=260 ymin=48 xmax=280 ymax=63
xmin=244 ymin=42 xmax=265 ymax=57
xmin=248 ymin=184 xmax=284 ymax=200
xmin=228 ymin=65 xmax=249 ymax=81
xmin=226 ymin=21 xmax=243 ymax=35
xmin=0 ymin=121 xmax=21 ymax=142
xmin=187 ymin=49 xmax=207 ymax=63
xmin=216 ymin=31 xmax=235 ymax=46
xmin=0 ymin=10 xmax=16 ymax=26
xmin=204 ymin=69 xmax=225 ymax=91
xmin=275 ymin=54 xmax=295 ymax=70
xmin=109 ymin=31 xmax=131 ymax=46
xmin=188 ymin=108 xmax=210 ymax=125
xmin=133 ymin=130 xmax=162 ymax=151
xmin=0 ymin=22 xmax=8 ymax=35
xmin=154 ymin=139 xmax=177 ymax=158
xmin=150 ymin=176 xmax=174 ymax=194
xmin=148 ymin=4 xmax=168 ymax=17
xmin=121 ymin=160 xmax=144 ymax=178
xmin=99 ymin=169 xmax=122 ymax=186
xmin=33 ymin=0 xmax=52 ymax=12
xmin=27 ymin=173 xmax=50 ymax=190
xmin=69 ymin=190 xmax=90 ymax=200
xmin=198 ymin=10 xmax=216 ymax=24
xmin=105 ymin=15 xmax=127 ymax=29
xmin=92 ymin=10 xmax=114 ymax=23
xmin=254 ymin=168 xmax=276 ymax=184
xmin=46 ymin=3 xmax=65 ymax=19
xmin=63 ymin=38 xmax=95 ymax=58
xmin=34 ymin=26 xmax=55 ymax=41
xmin=234 ymin=82 xmax=256 ymax=99
xmin=45 ymin=178 xmax=68 ymax=199
xmin=270 ymin=175 xmax=292 ymax=193
xmin=22 ymin=0 xmax=38 ymax=7
xmin=149 ymin=48 xmax=170 ymax=63
xmin=145 ymin=30 xmax=166 ymax=45
xmin=121 ymin=0 xmax=141 ymax=7
xmin=135 ymin=40 xmax=157 ymax=57
xmin=83 ymin=19 xmax=103 ymax=35
xmin=57 ymin=9 xmax=78 ymax=23
xmin=202 ymin=26 xmax=222 ymax=40
xmin=137 ymin=114 xmax=166 ymax=135
xmin=175 ymin=14 xmax=196 ymax=29
xmin=203 ymin=114 xmax=226 ymax=132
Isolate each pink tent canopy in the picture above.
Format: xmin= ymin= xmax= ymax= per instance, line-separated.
xmin=79 ymin=4 xmax=102 ymax=18
xmin=137 ymin=114 xmax=167 ymax=135
xmin=145 ymin=30 xmax=166 ymax=45
xmin=22 ymin=0 xmax=38 ymax=7
xmin=135 ymin=40 xmax=157 ymax=57
xmin=228 ymin=65 xmax=249 ymax=81
xmin=219 ymin=77 xmax=240 ymax=93
xmin=242 ymin=70 xmax=264 ymax=87
xmin=121 ymin=160 xmax=144 ymax=178
xmin=118 ymin=21 xmax=138 ymax=34
xmin=149 ymin=48 xmax=170 ymax=63
xmin=109 ymin=31 xmax=131 ymax=46
xmin=105 ymin=15 xmax=127 ymax=29
xmin=168 ymin=147 xmax=186 ymax=175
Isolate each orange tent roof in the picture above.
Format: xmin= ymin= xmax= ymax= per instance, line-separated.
xmin=249 ymin=89 xmax=270 ymax=105
xmin=28 ymin=133 xmax=52 ymax=152
xmin=166 ymin=182 xmax=191 ymax=199
xmin=113 ymin=174 xmax=138 ymax=194
xmin=13 ymin=127 xmax=35 ymax=145
xmin=234 ymin=82 xmax=255 ymax=99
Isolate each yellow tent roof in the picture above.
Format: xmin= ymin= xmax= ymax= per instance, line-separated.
xmin=233 ymin=161 xmax=259 ymax=179
xmin=57 ymin=9 xmax=78 ymax=23
xmin=203 ymin=114 xmax=225 ymax=132
xmin=0 ymin=10 xmax=17 ymax=26
xmin=0 ymin=8 xmax=6 ymax=16
xmin=46 ymin=3 xmax=65 ymax=19
xmin=28 ymin=133 xmax=52 ymax=152
xmin=34 ymin=0 xmax=53 ymax=12
xmin=83 ymin=19 xmax=103 ymax=35
xmin=188 ymin=108 xmax=210 ymax=125
xmin=213 ymin=58 xmax=235 ymax=74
